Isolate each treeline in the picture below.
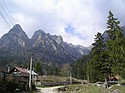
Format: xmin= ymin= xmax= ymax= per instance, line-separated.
xmin=71 ymin=55 xmax=90 ymax=80
xmin=71 ymin=11 xmax=125 ymax=82
xmin=33 ymin=62 xmax=60 ymax=76
xmin=34 ymin=62 xmax=72 ymax=77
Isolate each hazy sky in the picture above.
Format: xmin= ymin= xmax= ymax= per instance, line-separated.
xmin=0 ymin=0 xmax=125 ymax=47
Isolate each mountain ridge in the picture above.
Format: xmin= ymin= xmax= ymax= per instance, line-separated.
xmin=0 ymin=24 xmax=90 ymax=66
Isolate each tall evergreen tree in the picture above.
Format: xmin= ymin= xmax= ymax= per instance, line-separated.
xmin=106 ymin=11 xmax=125 ymax=76
xmin=88 ymin=32 xmax=107 ymax=82
xmin=72 ymin=55 xmax=90 ymax=80
xmin=71 ymin=11 xmax=125 ymax=82
xmin=34 ymin=62 xmax=42 ymax=74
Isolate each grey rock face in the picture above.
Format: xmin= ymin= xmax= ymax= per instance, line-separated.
xmin=0 ymin=24 xmax=90 ymax=66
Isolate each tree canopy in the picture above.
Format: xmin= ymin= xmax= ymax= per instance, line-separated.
xmin=71 ymin=11 xmax=125 ymax=82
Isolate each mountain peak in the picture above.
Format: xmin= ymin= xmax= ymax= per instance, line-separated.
xmin=35 ymin=30 xmax=46 ymax=35
xmin=8 ymin=24 xmax=29 ymax=39
xmin=10 ymin=24 xmax=23 ymax=33
xmin=31 ymin=30 xmax=47 ymax=41
xmin=0 ymin=24 xmax=90 ymax=66
xmin=13 ymin=24 xmax=21 ymax=28
xmin=0 ymin=24 xmax=31 ymax=48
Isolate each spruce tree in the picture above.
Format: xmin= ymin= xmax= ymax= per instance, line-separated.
xmin=34 ymin=62 xmax=42 ymax=74
xmin=73 ymin=55 xmax=89 ymax=79
xmin=106 ymin=11 xmax=125 ymax=76
xmin=88 ymin=32 xmax=107 ymax=82
xmin=71 ymin=11 xmax=125 ymax=82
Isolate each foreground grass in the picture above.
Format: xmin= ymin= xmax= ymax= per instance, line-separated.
xmin=60 ymin=84 xmax=125 ymax=93
xmin=37 ymin=76 xmax=125 ymax=93
xmin=38 ymin=75 xmax=84 ymax=84
xmin=61 ymin=84 xmax=102 ymax=93
xmin=39 ymin=75 xmax=68 ymax=83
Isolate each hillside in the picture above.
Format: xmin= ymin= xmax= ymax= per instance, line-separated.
xmin=0 ymin=24 xmax=90 ymax=67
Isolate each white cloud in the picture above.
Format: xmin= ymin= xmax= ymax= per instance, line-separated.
xmin=0 ymin=0 xmax=125 ymax=47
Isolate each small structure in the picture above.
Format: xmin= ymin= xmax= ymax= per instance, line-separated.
xmin=0 ymin=66 xmax=38 ymax=92
xmin=110 ymin=76 xmax=119 ymax=81
xmin=9 ymin=66 xmax=38 ymax=82
xmin=9 ymin=66 xmax=29 ymax=82
xmin=8 ymin=66 xmax=30 ymax=91
xmin=8 ymin=66 xmax=38 ymax=91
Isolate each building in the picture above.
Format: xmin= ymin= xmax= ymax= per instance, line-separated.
xmin=7 ymin=66 xmax=38 ymax=91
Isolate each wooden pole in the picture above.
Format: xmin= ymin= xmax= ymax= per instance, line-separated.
xmin=29 ymin=55 xmax=33 ymax=91
xmin=70 ymin=73 xmax=72 ymax=84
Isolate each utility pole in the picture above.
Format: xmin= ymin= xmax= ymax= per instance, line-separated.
xmin=8 ymin=67 xmax=10 ymax=72
xmin=29 ymin=54 xmax=33 ymax=91
xmin=70 ymin=72 xmax=72 ymax=84
xmin=87 ymin=74 xmax=89 ymax=83
xmin=69 ymin=66 xmax=72 ymax=84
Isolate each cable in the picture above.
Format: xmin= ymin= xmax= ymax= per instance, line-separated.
xmin=0 ymin=8 xmax=11 ymax=28
xmin=0 ymin=1 xmax=14 ymax=27
xmin=0 ymin=0 xmax=16 ymax=29
xmin=2 ymin=0 xmax=15 ymax=24
xmin=0 ymin=15 xmax=9 ymax=29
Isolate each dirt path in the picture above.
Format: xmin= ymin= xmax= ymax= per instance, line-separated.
xmin=36 ymin=86 xmax=62 ymax=93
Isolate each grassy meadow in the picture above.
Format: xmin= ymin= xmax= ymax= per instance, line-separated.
xmin=59 ymin=84 xmax=125 ymax=93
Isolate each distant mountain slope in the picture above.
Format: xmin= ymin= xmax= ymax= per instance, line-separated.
xmin=121 ymin=25 xmax=125 ymax=35
xmin=0 ymin=24 xmax=90 ymax=66
xmin=102 ymin=25 xmax=125 ymax=41
xmin=0 ymin=24 xmax=32 ymax=66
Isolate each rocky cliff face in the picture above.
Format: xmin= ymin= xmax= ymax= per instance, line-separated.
xmin=0 ymin=24 xmax=90 ymax=66
xmin=0 ymin=24 xmax=31 ymax=48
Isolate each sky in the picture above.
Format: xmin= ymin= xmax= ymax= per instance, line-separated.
xmin=0 ymin=0 xmax=125 ymax=47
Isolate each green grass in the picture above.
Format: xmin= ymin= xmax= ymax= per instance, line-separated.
xmin=59 ymin=84 xmax=125 ymax=93
xmin=107 ymin=85 xmax=125 ymax=93
xmin=37 ymin=76 xmax=125 ymax=93
xmin=38 ymin=75 xmax=83 ymax=84
xmin=39 ymin=75 xmax=69 ymax=83
xmin=77 ymin=85 xmax=104 ymax=93
xmin=62 ymin=84 xmax=103 ymax=93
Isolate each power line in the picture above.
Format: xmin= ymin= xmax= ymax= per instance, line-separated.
xmin=0 ymin=0 xmax=16 ymax=29
xmin=0 ymin=15 xmax=10 ymax=29
xmin=0 ymin=1 xmax=13 ymax=26
xmin=2 ymin=0 xmax=15 ymax=24
xmin=0 ymin=8 xmax=11 ymax=28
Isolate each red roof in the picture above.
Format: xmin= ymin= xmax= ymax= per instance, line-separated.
xmin=14 ymin=66 xmax=29 ymax=74
xmin=9 ymin=66 xmax=38 ymax=77
xmin=9 ymin=66 xmax=29 ymax=75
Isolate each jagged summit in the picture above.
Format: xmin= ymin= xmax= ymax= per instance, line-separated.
xmin=10 ymin=24 xmax=23 ymax=33
xmin=8 ymin=24 xmax=29 ymax=39
xmin=31 ymin=30 xmax=46 ymax=40
xmin=33 ymin=30 xmax=46 ymax=35
xmin=0 ymin=24 xmax=31 ymax=48
xmin=13 ymin=24 xmax=22 ymax=29
xmin=0 ymin=24 xmax=90 ymax=66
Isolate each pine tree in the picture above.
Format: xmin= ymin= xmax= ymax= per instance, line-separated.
xmin=71 ymin=11 xmax=125 ymax=82
xmin=71 ymin=55 xmax=90 ymax=80
xmin=106 ymin=11 xmax=125 ymax=76
xmin=88 ymin=32 xmax=107 ymax=82
xmin=34 ymin=62 xmax=42 ymax=74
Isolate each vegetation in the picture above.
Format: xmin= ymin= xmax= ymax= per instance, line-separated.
xmin=71 ymin=55 xmax=90 ymax=80
xmin=71 ymin=11 xmax=125 ymax=82
xmin=39 ymin=75 xmax=68 ymax=83
xmin=34 ymin=62 xmax=42 ymax=74
xmin=58 ymin=84 xmax=125 ymax=93
xmin=106 ymin=11 xmax=125 ymax=76
xmin=38 ymin=75 xmax=83 ymax=86
xmin=1 ymin=11 xmax=125 ymax=93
